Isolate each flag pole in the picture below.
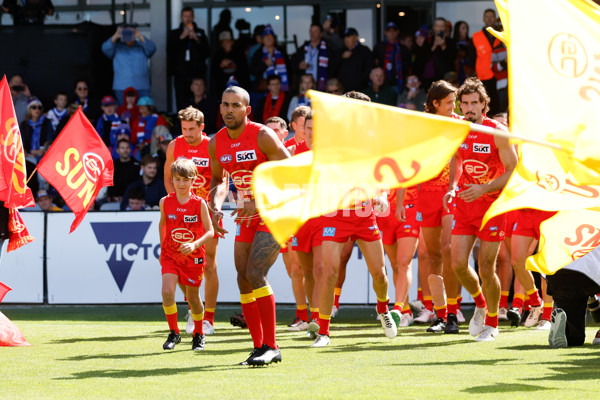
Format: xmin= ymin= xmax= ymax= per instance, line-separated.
xmin=469 ymin=123 xmax=565 ymax=151
xmin=25 ymin=166 xmax=38 ymax=186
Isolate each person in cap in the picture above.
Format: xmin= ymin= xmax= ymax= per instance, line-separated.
xmin=36 ymin=190 xmax=63 ymax=212
xmin=20 ymin=97 xmax=54 ymax=164
xmin=334 ymin=27 xmax=373 ymax=92
xmin=96 ymin=95 xmax=121 ymax=148
xmin=116 ymin=87 xmax=140 ymax=124
xmin=374 ymin=22 xmax=411 ymax=93
xmin=211 ymin=29 xmax=249 ymax=96
xmin=130 ymin=96 xmax=168 ymax=161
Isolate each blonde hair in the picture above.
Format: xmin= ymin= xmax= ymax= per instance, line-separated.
xmin=178 ymin=106 xmax=204 ymax=126
xmin=171 ymin=158 xmax=198 ymax=180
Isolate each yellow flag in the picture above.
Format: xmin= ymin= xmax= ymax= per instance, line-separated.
xmin=253 ymin=91 xmax=471 ymax=244
xmin=483 ymin=0 xmax=600 ymax=225
xmin=527 ymin=209 xmax=600 ymax=275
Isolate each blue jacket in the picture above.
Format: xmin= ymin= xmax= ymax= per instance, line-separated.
xmin=102 ymin=37 xmax=157 ymax=91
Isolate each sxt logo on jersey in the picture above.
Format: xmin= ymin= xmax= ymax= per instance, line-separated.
xmin=192 ymin=157 xmax=209 ymax=167
xmin=91 ymin=222 xmax=160 ymax=292
xmin=220 ymin=154 xmax=232 ymax=163
xmin=172 ymin=228 xmax=195 ymax=243
xmin=323 ymin=227 xmax=336 ymax=237
xmin=473 ymin=143 xmax=491 ymax=153
xmin=236 ymin=150 xmax=257 ymax=162
xmin=184 ymin=215 xmax=197 ymax=223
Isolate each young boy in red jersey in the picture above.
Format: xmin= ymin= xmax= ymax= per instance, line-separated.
xmin=159 ymin=159 xmax=214 ymax=351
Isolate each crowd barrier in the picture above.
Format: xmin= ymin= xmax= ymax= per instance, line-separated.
xmin=0 ymin=211 xmax=474 ymax=305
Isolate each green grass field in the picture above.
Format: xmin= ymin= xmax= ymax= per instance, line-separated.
xmin=1 ymin=305 xmax=600 ymax=399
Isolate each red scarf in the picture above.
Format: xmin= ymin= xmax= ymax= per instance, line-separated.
xmin=263 ymin=91 xmax=285 ymax=122
xmin=7 ymin=209 xmax=34 ymax=252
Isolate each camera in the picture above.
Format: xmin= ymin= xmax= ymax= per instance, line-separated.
xmin=436 ymin=31 xmax=444 ymax=38
xmin=122 ymin=27 xmax=134 ymax=42
xmin=12 ymin=85 xmax=25 ymax=92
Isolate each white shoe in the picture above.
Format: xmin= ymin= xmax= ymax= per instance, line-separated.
xmin=331 ymin=305 xmax=339 ymax=319
xmin=390 ymin=309 xmax=402 ymax=327
xmin=185 ymin=310 xmax=194 ymax=334
xmin=498 ymin=307 xmax=508 ymax=321
xmin=548 ymin=308 xmax=568 ymax=348
xmin=379 ymin=311 xmax=398 ymax=339
xmin=399 ymin=313 xmax=414 ymax=327
xmin=288 ymin=319 xmax=309 ymax=332
xmin=414 ymin=308 xmax=435 ymax=323
xmin=203 ymin=320 xmax=215 ymax=335
xmin=456 ymin=309 xmax=466 ymax=323
xmin=311 ymin=334 xmax=330 ymax=348
xmin=535 ymin=319 xmax=551 ymax=331
xmin=475 ymin=325 xmax=499 ymax=342
xmin=592 ymin=330 xmax=600 ymax=345
xmin=525 ymin=306 xmax=543 ymax=328
xmin=307 ymin=320 xmax=320 ymax=340
xmin=469 ymin=307 xmax=487 ymax=337
xmin=409 ymin=300 xmax=425 ymax=314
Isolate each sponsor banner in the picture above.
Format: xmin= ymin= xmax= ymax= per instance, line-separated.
xmin=0 ymin=211 xmax=44 ymax=303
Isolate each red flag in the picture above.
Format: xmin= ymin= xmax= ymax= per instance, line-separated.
xmin=0 ymin=312 xmax=30 ymax=346
xmin=37 ymin=108 xmax=114 ymax=232
xmin=7 ymin=208 xmax=34 ymax=252
xmin=0 ymin=75 xmax=34 ymax=208
xmin=0 ymin=281 xmax=11 ymax=303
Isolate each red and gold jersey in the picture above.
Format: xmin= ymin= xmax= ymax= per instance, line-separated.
xmin=214 ymin=121 xmax=268 ymax=200
xmin=294 ymin=140 xmax=310 ymax=155
xmin=284 ymin=136 xmax=301 ymax=148
xmin=386 ymin=185 xmax=418 ymax=213
xmin=421 ymin=114 xmax=462 ymax=191
xmin=457 ymin=116 xmax=505 ymax=201
xmin=173 ymin=135 xmax=212 ymax=200
xmin=162 ymin=193 xmax=206 ymax=266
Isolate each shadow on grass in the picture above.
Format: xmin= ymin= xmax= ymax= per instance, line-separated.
xmin=54 ymin=364 xmax=248 ymax=380
xmin=526 ymin=356 xmax=600 ymax=382
xmin=394 ymin=358 xmax=517 ymax=367
xmin=463 ymin=383 xmax=551 ymax=394
xmin=58 ymin=346 xmax=254 ymax=361
xmin=49 ymin=334 xmax=163 ymax=344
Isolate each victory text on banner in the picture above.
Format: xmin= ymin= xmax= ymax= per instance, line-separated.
xmin=254 ymin=90 xmax=471 ymax=244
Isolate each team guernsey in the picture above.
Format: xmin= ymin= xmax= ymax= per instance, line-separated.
xmin=173 ymin=135 xmax=212 ymax=200
xmin=214 ymin=121 xmax=270 ymax=242
xmin=161 ymin=192 xmax=207 ymax=286
xmin=377 ymin=186 xmax=420 ymax=245
xmin=453 ymin=116 xmax=506 ymax=240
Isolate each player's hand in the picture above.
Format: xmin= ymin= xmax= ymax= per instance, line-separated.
xmin=372 ymin=195 xmax=389 ymax=214
xmin=179 ymin=242 xmax=195 ymax=255
xmin=232 ymin=198 xmax=257 ymax=227
xmin=442 ymin=189 xmax=455 ymax=212
xmin=211 ymin=209 xmax=228 ymax=238
xmin=395 ymin=204 xmax=406 ymax=222
xmin=457 ymin=183 xmax=485 ymax=202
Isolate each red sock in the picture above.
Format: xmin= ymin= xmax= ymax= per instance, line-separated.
xmin=512 ymin=293 xmax=524 ymax=311
xmin=541 ymin=303 xmax=553 ymax=321
xmin=447 ymin=298 xmax=458 ymax=315
xmin=435 ymin=306 xmax=447 ymax=320
xmin=472 ymin=290 xmax=487 ymax=309
xmin=524 ymin=296 xmax=532 ymax=311
xmin=163 ymin=304 xmax=179 ymax=334
xmin=255 ymin=287 xmax=277 ymax=349
xmin=193 ymin=313 xmax=204 ymax=335
xmin=298 ymin=305 xmax=309 ymax=322
xmin=377 ymin=298 xmax=389 ymax=314
xmin=204 ymin=309 xmax=215 ymax=325
xmin=527 ymin=288 xmax=542 ymax=307
xmin=499 ymin=291 xmax=509 ymax=309
xmin=311 ymin=310 xmax=319 ymax=321
xmin=457 ymin=295 xmax=463 ymax=310
xmin=393 ymin=302 xmax=403 ymax=311
xmin=401 ymin=303 xmax=412 ymax=315
xmin=241 ymin=300 xmax=263 ymax=349
xmin=417 ymin=287 xmax=423 ymax=302
xmin=334 ymin=287 xmax=341 ymax=308
xmin=318 ymin=315 xmax=331 ymax=336
xmin=423 ymin=296 xmax=433 ymax=312
xmin=485 ymin=312 xmax=498 ymax=328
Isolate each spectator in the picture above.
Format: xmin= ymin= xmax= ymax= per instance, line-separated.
xmin=46 ymin=91 xmax=68 ymax=131
xmin=373 ymin=22 xmax=411 ymax=93
xmin=167 ymin=6 xmax=210 ymax=110
xmin=95 ymin=95 xmax=121 ymax=148
xmin=421 ymin=18 xmax=456 ymax=90
xmin=292 ymin=23 xmax=336 ymax=92
xmin=234 ymin=18 xmax=253 ymax=57
xmin=130 ymin=96 xmax=168 ymax=161
xmin=116 ymin=87 xmax=140 ymax=125
xmin=211 ymin=30 xmax=249 ymax=97
xmin=326 ymin=77 xmax=343 ymax=95
xmin=212 ymin=9 xmax=234 ymax=49
xmin=412 ymin=26 xmax=431 ymax=84
xmin=54 ymin=102 xmax=78 ymax=136
xmin=102 ymin=25 xmax=156 ymax=104
xmin=250 ymin=25 xmax=290 ymax=93
xmin=452 ymin=20 xmax=476 ymax=84
xmin=397 ymin=74 xmax=427 ymax=111
xmin=322 ymin=15 xmax=344 ymax=53
xmin=125 ymin=187 xmax=147 ymax=211
xmin=335 ymin=27 xmax=373 ymax=93
xmin=108 ymin=123 xmax=132 ymax=160
xmin=8 ymin=74 xmax=31 ymax=123
xmin=152 ymin=130 xmax=172 ymax=181
xmin=363 ymin=67 xmax=398 ymax=107
xmin=247 ymin=25 xmax=265 ymax=72
xmin=106 ymin=138 xmax=140 ymax=203
xmin=121 ymin=155 xmax=166 ymax=210
xmin=255 ymin=75 xmax=291 ymax=124
xmin=286 ymin=74 xmax=314 ymax=121
xmin=1 ymin=0 xmax=53 ymax=25
xmin=20 ymin=97 xmax=53 ymax=164
xmin=71 ymin=79 xmax=100 ymax=124
xmin=36 ymin=189 xmax=62 ymax=212
xmin=187 ymin=77 xmax=218 ymax=134
xmin=472 ymin=9 xmax=503 ymax=116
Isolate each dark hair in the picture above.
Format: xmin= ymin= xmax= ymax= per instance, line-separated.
xmin=129 ymin=187 xmax=146 ymax=201
xmin=266 ymin=74 xmax=282 ymax=84
xmin=74 ymin=79 xmax=88 ymax=90
xmin=425 ymin=80 xmax=457 ymax=114
xmin=484 ymin=8 xmax=496 ymax=17
xmin=453 ymin=21 xmax=469 ymax=40
xmin=55 ymin=91 xmax=68 ymax=99
xmin=181 ymin=6 xmax=194 ymax=15
xmin=457 ymin=77 xmax=490 ymax=114
xmin=117 ymin=138 xmax=130 ymax=147
xmin=265 ymin=116 xmax=287 ymax=130
xmin=310 ymin=23 xmax=323 ymax=32
xmin=305 ymin=110 xmax=313 ymax=123
xmin=342 ymin=91 xmax=371 ymax=102
xmin=253 ymin=24 xmax=265 ymax=37
xmin=141 ymin=154 xmax=158 ymax=167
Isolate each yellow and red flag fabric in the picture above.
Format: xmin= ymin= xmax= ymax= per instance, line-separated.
xmin=0 ymin=311 xmax=30 ymax=347
xmin=253 ymin=91 xmax=471 ymax=244
xmin=37 ymin=108 xmax=113 ymax=232
xmin=0 ymin=281 xmax=10 ymax=303
xmin=0 ymin=75 xmax=34 ymax=209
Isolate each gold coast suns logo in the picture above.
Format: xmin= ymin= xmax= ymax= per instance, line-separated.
xmin=535 ymin=171 xmax=600 ymax=199
xmin=231 ymin=170 xmax=253 ymax=191
xmin=564 ymin=224 xmax=600 ymax=260
xmin=192 ymin=174 xmax=207 ymax=189
xmin=463 ymin=159 xmax=488 ymax=179
xmin=171 ymin=228 xmax=194 ymax=243
xmin=1 ymin=117 xmax=28 ymax=194
xmin=56 ymin=149 xmax=105 ymax=207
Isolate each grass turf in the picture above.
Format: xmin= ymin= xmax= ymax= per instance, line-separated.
xmin=1 ymin=305 xmax=600 ymax=399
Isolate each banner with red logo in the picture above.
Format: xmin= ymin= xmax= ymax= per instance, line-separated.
xmin=0 ymin=75 xmax=34 ymax=208
xmin=37 ymin=108 xmax=113 ymax=232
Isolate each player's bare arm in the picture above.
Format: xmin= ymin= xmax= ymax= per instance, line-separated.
xmin=443 ymin=152 xmax=462 ymax=211
xmin=208 ymin=136 xmax=229 ymax=237
xmin=396 ymin=188 xmax=406 ymax=221
xmin=164 ymin=140 xmax=176 ymax=193
xmin=158 ymin=197 xmax=166 ymax=246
